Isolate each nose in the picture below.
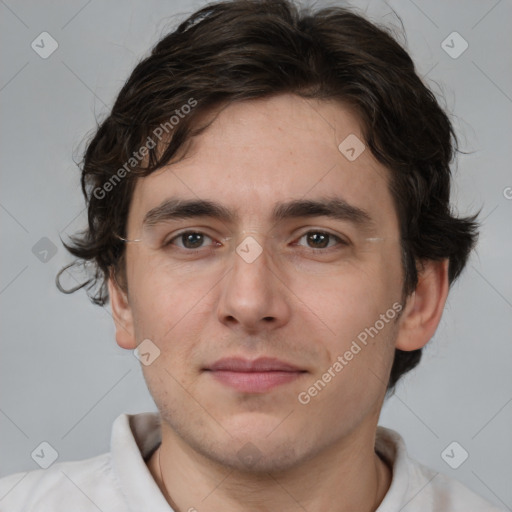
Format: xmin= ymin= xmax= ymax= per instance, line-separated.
xmin=216 ymin=235 xmax=292 ymax=334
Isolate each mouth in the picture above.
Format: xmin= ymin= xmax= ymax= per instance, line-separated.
xmin=203 ymin=357 xmax=307 ymax=393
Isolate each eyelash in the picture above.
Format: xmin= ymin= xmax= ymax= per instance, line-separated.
xmin=164 ymin=230 xmax=348 ymax=254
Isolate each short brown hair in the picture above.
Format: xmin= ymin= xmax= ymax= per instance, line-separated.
xmin=57 ymin=0 xmax=479 ymax=393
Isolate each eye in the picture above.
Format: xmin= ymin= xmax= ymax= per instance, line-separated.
xmin=294 ymin=230 xmax=347 ymax=251
xmin=166 ymin=231 xmax=219 ymax=251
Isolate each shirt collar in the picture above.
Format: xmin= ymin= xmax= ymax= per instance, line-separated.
xmin=111 ymin=412 xmax=172 ymax=511
xmin=374 ymin=425 xmax=411 ymax=510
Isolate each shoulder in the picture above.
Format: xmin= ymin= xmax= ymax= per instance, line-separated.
xmin=376 ymin=426 xmax=506 ymax=511
xmin=407 ymin=457 xmax=505 ymax=511
xmin=0 ymin=452 xmax=125 ymax=511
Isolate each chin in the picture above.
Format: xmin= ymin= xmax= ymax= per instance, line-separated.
xmin=222 ymin=441 xmax=304 ymax=475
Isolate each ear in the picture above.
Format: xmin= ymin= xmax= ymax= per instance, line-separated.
xmin=108 ymin=268 xmax=137 ymax=350
xmin=395 ymin=258 xmax=449 ymax=351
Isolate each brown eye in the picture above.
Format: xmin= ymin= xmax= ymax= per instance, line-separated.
xmin=306 ymin=232 xmax=330 ymax=249
xmin=181 ymin=232 xmax=206 ymax=249
xmin=166 ymin=231 xmax=215 ymax=250
xmin=296 ymin=231 xmax=346 ymax=250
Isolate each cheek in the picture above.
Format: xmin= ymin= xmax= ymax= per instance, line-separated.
xmin=292 ymin=257 xmax=398 ymax=325
xmin=129 ymin=256 xmax=205 ymax=327
xmin=128 ymin=270 xmax=218 ymax=375
xmin=289 ymin=248 xmax=402 ymax=374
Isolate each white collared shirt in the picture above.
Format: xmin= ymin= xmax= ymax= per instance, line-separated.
xmin=0 ymin=412 xmax=504 ymax=511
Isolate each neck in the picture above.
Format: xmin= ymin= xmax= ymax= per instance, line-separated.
xmin=147 ymin=424 xmax=392 ymax=512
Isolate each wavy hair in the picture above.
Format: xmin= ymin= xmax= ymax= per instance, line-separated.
xmin=56 ymin=0 xmax=479 ymax=393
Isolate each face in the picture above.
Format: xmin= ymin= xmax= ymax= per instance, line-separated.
xmin=114 ymin=93 xmax=406 ymax=472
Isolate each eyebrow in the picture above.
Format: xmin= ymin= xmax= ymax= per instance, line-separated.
xmin=142 ymin=196 xmax=376 ymax=231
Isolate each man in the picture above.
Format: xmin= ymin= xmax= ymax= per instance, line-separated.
xmin=0 ymin=0 xmax=504 ymax=510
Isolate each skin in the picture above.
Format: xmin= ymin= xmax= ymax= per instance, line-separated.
xmin=109 ymin=93 xmax=449 ymax=512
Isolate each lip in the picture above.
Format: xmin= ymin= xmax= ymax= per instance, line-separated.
xmin=204 ymin=357 xmax=306 ymax=393
xmin=207 ymin=357 xmax=303 ymax=372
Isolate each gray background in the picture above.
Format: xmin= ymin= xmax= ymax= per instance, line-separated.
xmin=1 ymin=0 xmax=511 ymax=508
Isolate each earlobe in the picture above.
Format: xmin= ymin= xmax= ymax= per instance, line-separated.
xmin=395 ymin=259 xmax=449 ymax=351
xmin=107 ymin=269 xmax=137 ymax=350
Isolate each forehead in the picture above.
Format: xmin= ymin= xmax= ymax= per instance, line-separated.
xmin=127 ymin=94 xmax=398 ymax=234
